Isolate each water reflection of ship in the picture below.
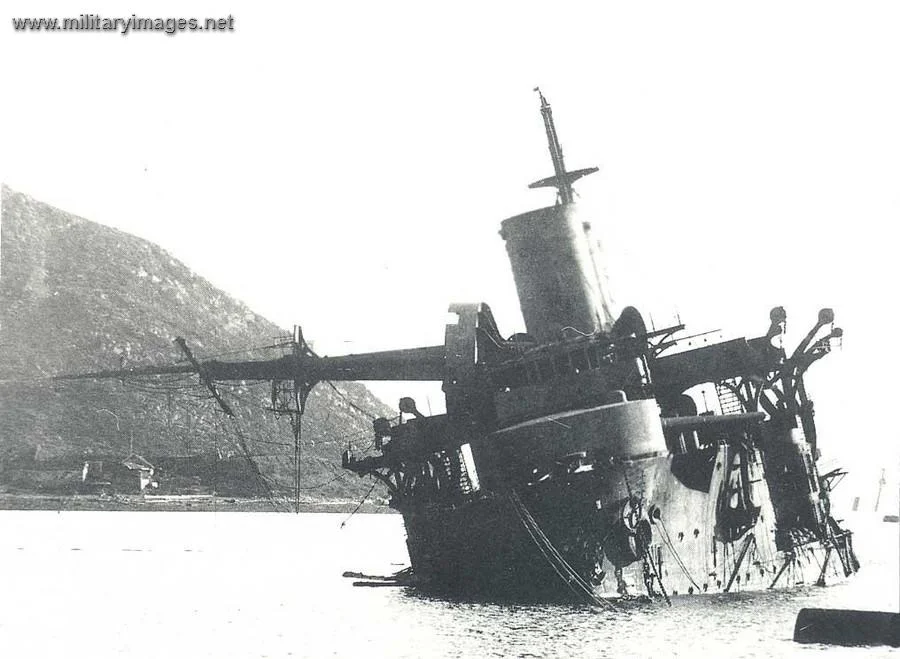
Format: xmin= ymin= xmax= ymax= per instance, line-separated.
xmin=62 ymin=90 xmax=859 ymax=603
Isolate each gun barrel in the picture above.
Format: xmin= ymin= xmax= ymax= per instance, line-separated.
xmin=314 ymin=345 xmax=446 ymax=382
xmin=55 ymin=344 xmax=447 ymax=385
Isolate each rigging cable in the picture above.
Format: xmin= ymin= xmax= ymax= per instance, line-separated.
xmin=641 ymin=545 xmax=671 ymax=606
xmin=215 ymin=406 xmax=282 ymax=511
xmin=509 ymin=490 xmax=617 ymax=610
xmin=656 ymin=518 xmax=701 ymax=591
xmin=324 ymin=380 xmax=379 ymax=420
xmin=340 ymin=480 xmax=379 ymax=528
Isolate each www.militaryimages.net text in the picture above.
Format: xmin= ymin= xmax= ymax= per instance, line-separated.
xmin=11 ymin=14 xmax=235 ymax=35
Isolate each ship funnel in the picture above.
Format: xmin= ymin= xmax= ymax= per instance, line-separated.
xmin=500 ymin=92 xmax=615 ymax=342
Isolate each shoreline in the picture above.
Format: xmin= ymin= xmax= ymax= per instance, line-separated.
xmin=0 ymin=493 xmax=395 ymax=514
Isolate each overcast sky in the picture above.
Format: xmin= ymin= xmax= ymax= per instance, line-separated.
xmin=3 ymin=2 xmax=899 ymax=482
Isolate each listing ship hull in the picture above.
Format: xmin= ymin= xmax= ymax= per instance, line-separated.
xmin=379 ymin=388 xmax=857 ymax=603
xmin=64 ymin=92 xmax=859 ymax=604
xmin=399 ymin=449 xmax=854 ymax=602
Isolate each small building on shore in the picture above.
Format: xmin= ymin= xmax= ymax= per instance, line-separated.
xmin=81 ymin=453 xmax=158 ymax=493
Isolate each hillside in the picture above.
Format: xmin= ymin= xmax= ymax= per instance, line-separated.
xmin=0 ymin=185 xmax=394 ymax=505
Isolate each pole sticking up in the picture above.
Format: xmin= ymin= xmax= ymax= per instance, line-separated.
xmin=292 ymin=325 xmax=304 ymax=515
xmin=528 ymin=88 xmax=599 ymax=203
xmin=536 ymin=87 xmax=572 ymax=204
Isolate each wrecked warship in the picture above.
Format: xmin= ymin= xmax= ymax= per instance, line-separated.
xmin=67 ymin=91 xmax=859 ymax=603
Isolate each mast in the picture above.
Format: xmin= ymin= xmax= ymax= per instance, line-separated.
xmin=501 ymin=90 xmax=613 ymax=339
xmin=535 ymin=87 xmax=573 ymax=204
xmin=529 ymin=88 xmax=599 ymax=204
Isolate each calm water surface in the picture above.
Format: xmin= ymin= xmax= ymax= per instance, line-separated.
xmin=0 ymin=510 xmax=896 ymax=658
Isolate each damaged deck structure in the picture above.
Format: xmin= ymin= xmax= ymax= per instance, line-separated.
xmin=62 ymin=91 xmax=858 ymax=603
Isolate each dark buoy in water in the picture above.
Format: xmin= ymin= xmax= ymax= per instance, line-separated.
xmin=794 ymin=608 xmax=900 ymax=647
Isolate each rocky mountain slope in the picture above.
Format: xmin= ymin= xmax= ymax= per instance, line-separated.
xmin=0 ymin=185 xmax=392 ymax=503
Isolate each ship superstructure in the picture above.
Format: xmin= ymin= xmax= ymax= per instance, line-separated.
xmin=63 ymin=91 xmax=858 ymax=602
